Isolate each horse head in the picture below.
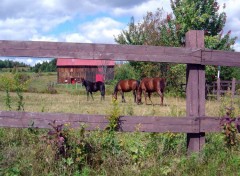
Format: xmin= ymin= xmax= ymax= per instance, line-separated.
xmin=80 ymin=77 xmax=86 ymax=86
xmin=112 ymin=92 xmax=117 ymax=100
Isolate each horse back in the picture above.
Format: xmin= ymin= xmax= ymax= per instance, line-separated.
xmin=140 ymin=77 xmax=165 ymax=92
xmin=95 ymin=81 xmax=105 ymax=91
xmin=117 ymin=79 xmax=138 ymax=92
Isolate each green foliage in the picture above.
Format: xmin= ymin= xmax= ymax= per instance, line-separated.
xmin=105 ymin=100 xmax=121 ymax=131
xmin=115 ymin=1 xmax=238 ymax=89
xmin=2 ymin=77 xmax=12 ymax=110
xmin=171 ymin=0 xmax=227 ymax=41
xmin=0 ymin=59 xmax=29 ymax=69
xmin=0 ymin=73 xmax=30 ymax=110
xmin=1 ymin=127 xmax=240 ymax=175
xmin=114 ymin=63 xmax=140 ymax=81
xmin=205 ymin=32 xmax=237 ymax=51
xmin=31 ymin=59 xmax=56 ymax=73
xmin=115 ymin=9 xmax=180 ymax=79
xmin=219 ymin=92 xmax=240 ymax=148
xmin=167 ymin=64 xmax=186 ymax=87
xmin=171 ymin=0 xmax=239 ymax=81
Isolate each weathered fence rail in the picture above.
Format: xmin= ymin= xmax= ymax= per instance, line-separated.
xmin=1 ymin=30 xmax=240 ymax=154
xmin=0 ymin=111 xmax=221 ymax=133
xmin=0 ymin=40 xmax=240 ymax=67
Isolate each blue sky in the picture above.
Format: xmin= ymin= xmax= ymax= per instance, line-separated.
xmin=0 ymin=0 xmax=239 ymax=66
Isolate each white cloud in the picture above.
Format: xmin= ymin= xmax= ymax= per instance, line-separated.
xmin=112 ymin=0 xmax=171 ymax=21
xmin=30 ymin=35 xmax=58 ymax=42
xmin=64 ymin=33 xmax=92 ymax=43
xmin=0 ymin=0 xmax=239 ymax=52
xmin=79 ymin=17 xmax=124 ymax=43
xmin=234 ymin=42 xmax=240 ymax=52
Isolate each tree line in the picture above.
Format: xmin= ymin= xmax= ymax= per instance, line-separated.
xmin=0 ymin=59 xmax=57 ymax=72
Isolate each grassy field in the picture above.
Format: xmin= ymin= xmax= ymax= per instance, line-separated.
xmin=0 ymin=72 xmax=240 ymax=176
xmin=0 ymin=72 xmax=222 ymax=116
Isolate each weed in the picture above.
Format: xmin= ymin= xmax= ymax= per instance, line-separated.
xmin=105 ymin=99 xmax=120 ymax=131
xmin=219 ymin=91 xmax=240 ymax=148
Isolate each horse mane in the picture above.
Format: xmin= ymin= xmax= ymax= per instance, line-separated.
xmin=137 ymin=80 xmax=140 ymax=87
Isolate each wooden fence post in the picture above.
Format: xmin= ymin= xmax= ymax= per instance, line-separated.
xmin=217 ymin=78 xmax=220 ymax=101
xmin=185 ymin=30 xmax=205 ymax=154
xmin=232 ymin=78 xmax=236 ymax=99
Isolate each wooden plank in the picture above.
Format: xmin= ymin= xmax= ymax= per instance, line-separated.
xmin=199 ymin=117 xmax=222 ymax=132
xmin=0 ymin=40 xmax=201 ymax=64
xmin=0 ymin=111 xmax=199 ymax=133
xmin=0 ymin=111 xmax=224 ymax=132
xmin=1 ymin=40 xmax=240 ymax=66
xmin=202 ymin=49 xmax=240 ymax=67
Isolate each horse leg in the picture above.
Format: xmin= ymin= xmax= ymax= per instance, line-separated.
xmin=101 ymin=91 xmax=105 ymax=101
xmin=87 ymin=91 xmax=89 ymax=101
xmin=157 ymin=90 xmax=164 ymax=106
xmin=144 ymin=90 xmax=148 ymax=105
xmin=160 ymin=92 xmax=164 ymax=106
xmin=148 ymin=92 xmax=153 ymax=105
xmin=121 ymin=91 xmax=126 ymax=103
xmin=90 ymin=92 xmax=94 ymax=100
xmin=133 ymin=90 xmax=136 ymax=103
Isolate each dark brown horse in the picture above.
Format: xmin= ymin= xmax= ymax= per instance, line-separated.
xmin=80 ymin=77 xmax=105 ymax=101
xmin=113 ymin=79 xmax=140 ymax=103
xmin=137 ymin=77 xmax=166 ymax=105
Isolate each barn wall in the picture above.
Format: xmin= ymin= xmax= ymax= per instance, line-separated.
xmin=57 ymin=66 xmax=114 ymax=84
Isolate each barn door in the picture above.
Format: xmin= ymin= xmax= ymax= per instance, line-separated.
xmin=86 ymin=71 xmax=94 ymax=82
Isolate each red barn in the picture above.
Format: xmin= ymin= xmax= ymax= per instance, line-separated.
xmin=57 ymin=58 xmax=115 ymax=84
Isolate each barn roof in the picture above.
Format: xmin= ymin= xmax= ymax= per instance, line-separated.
xmin=57 ymin=58 xmax=115 ymax=66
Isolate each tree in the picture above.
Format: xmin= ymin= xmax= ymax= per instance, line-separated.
xmin=31 ymin=59 xmax=57 ymax=72
xmin=115 ymin=9 xmax=181 ymax=79
xmin=171 ymin=0 xmax=238 ymax=80
xmin=171 ymin=0 xmax=227 ymax=42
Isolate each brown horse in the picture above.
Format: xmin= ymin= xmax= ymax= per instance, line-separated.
xmin=137 ymin=77 xmax=166 ymax=105
xmin=113 ymin=79 xmax=140 ymax=103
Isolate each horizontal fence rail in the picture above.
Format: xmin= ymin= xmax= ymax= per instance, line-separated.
xmin=0 ymin=111 xmax=221 ymax=133
xmin=1 ymin=40 xmax=240 ymax=66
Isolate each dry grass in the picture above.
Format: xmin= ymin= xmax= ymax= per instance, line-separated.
xmin=0 ymin=90 xmax=222 ymax=117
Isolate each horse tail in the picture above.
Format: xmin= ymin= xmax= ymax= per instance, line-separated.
xmin=160 ymin=78 xmax=166 ymax=92
xmin=114 ymin=81 xmax=120 ymax=94
xmin=136 ymin=80 xmax=140 ymax=89
xmin=102 ymin=83 xmax=105 ymax=95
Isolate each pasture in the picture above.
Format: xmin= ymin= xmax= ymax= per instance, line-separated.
xmin=0 ymin=72 xmax=240 ymax=175
xmin=0 ymin=71 xmax=220 ymax=117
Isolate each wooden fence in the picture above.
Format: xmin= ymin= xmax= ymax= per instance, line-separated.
xmin=1 ymin=30 xmax=240 ymax=154
xmin=180 ymin=78 xmax=240 ymax=99
xmin=207 ymin=78 xmax=240 ymax=100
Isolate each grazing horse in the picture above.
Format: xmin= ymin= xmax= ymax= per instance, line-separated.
xmin=80 ymin=77 xmax=105 ymax=101
xmin=113 ymin=79 xmax=140 ymax=103
xmin=137 ymin=77 xmax=166 ymax=105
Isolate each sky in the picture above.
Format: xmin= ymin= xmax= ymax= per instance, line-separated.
xmin=0 ymin=0 xmax=239 ymax=66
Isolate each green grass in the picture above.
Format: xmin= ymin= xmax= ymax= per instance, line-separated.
xmin=0 ymin=71 xmax=240 ymax=175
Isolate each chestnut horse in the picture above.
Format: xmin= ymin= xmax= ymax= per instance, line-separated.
xmin=113 ymin=79 xmax=140 ymax=103
xmin=80 ymin=77 xmax=105 ymax=101
xmin=137 ymin=77 xmax=166 ymax=105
